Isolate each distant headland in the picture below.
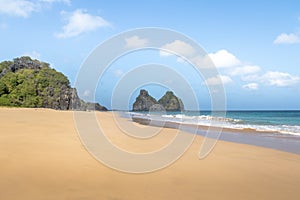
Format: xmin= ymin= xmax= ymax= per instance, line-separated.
xmin=0 ymin=56 xmax=107 ymax=111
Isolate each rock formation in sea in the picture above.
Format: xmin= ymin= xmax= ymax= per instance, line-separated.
xmin=132 ymin=89 xmax=184 ymax=111
xmin=158 ymin=91 xmax=184 ymax=111
xmin=132 ymin=89 xmax=158 ymax=111
xmin=0 ymin=56 xmax=107 ymax=111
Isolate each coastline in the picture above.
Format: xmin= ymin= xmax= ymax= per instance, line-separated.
xmin=130 ymin=112 xmax=300 ymax=155
xmin=0 ymin=107 xmax=300 ymax=199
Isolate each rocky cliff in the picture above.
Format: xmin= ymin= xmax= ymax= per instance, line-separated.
xmin=158 ymin=91 xmax=184 ymax=111
xmin=0 ymin=56 xmax=107 ymax=111
xmin=132 ymin=89 xmax=184 ymax=111
xmin=132 ymin=89 xmax=158 ymax=111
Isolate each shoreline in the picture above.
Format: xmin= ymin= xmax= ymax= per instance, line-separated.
xmin=1 ymin=107 xmax=300 ymax=199
xmin=130 ymin=111 xmax=300 ymax=136
xmin=131 ymin=114 xmax=300 ymax=155
xmin=1 ymin=107 xmax=300 ymax=154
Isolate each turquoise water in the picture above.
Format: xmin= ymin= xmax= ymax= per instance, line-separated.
xmin=187 ymin=110 xmax=300 ymax=126
xmin=130 ymin=110 xmax=300 ymax=136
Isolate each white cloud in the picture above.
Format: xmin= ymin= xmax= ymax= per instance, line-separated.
xmin=176 ymin=57 xmax=188 ymax=64
xmin=262 ymin=71 xmax=300 ymax=87
xmin=208 ymin=49 xmax=241 ymax=68
xmin=159 ymin=42 xmax=240 ymax=69
xmin=0 ymin=0 xmax=38 ymax=17
xmin=113 ymin=69 xmax=124 ymax=77
xmin=55 ymin=9 xmax=110 ymax=39
xmin=160 ymin=40 xmax=195 ymax=57
xmin=274 ymin=33 xmax=300 ymax=44
xmin=242 ymin=83 xmax=258 ymax=90
xmin=189 ymin=50 xmax=241 ymax=69
xmin=125 ymin=36 xmax=148 ymax=49
xmin=0 ymin=0 xmax=70 ymax=18
xmin=204 ymin=75 xmax=233 ymax=86
xmin=187 ymin=55 xmax=211 ymax=68
xmin=244 ymin=71 xmax=300 ymax=87
xmin=39 ymin=0 xmax=71 ymax=5
xmin=21 ymin=51 xmax=41 ymax=60
xmin=229 ymin=65 xmax=261 ymax=76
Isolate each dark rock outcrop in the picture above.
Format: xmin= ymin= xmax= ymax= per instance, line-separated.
xmin=0 ymin=57 xmax=48 ymax=78
xmin=132 ymin=89 xmax=158 ymax=111
xmin=158 ymin=91 xmax=184 ymax=111
xmin=132 ymin=89 xmax=184 ymax=111
xmin=81 ymin=102 xmax=108 ymax=111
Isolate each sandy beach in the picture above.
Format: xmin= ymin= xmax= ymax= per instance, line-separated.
xmin=0 ymin=107 xmax=300 ymax=200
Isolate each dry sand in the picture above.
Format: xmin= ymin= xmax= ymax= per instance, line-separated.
xmin=0 ymin=107 xmax=299 ymax=200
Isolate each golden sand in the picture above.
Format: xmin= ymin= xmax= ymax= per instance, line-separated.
xmin=0 ymin=108 xmax=299 ymax=200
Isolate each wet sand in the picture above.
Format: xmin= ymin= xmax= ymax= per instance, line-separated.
xmin=0 ymin=108 xmax=300 ymax=200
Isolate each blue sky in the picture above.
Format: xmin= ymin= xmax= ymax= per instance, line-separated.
xmin=1 ymin=0 xmax=300 ymax=110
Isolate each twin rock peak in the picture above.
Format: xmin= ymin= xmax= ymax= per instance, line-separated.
xmin=132 ymin=89 xmax=184 ymax=111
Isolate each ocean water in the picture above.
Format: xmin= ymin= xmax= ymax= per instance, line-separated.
xmin=129 ymin=110 xmax=300 ymax=136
